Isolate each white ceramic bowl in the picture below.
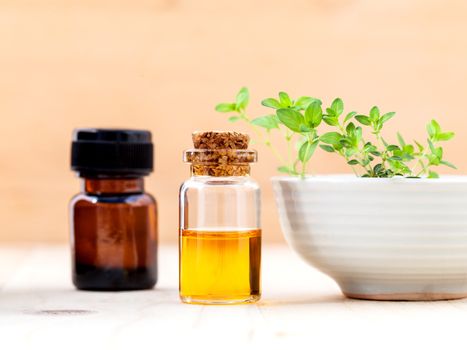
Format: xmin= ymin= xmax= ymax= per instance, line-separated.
xmin=272 ymin=175 xmax=467 ymax=300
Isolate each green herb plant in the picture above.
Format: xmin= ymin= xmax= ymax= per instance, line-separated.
xmin=215 ymin=87 xmax=456 ymax=178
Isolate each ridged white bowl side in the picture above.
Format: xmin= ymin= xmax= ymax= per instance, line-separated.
xmin=272 ymin=176 xmax=467 ymax=300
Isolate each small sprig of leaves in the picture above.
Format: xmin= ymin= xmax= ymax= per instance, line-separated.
xmin=215 ymin=87 xmax=456 ymax=178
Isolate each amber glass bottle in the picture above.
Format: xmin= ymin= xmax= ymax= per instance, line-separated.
xmin=70 ymin=129 xmax=158 ymax=291
xmin=179 ymin=131 xmax=261 ymax=304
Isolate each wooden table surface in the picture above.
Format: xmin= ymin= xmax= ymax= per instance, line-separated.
xmin=1 ymin=245 xmax=466 ymax=350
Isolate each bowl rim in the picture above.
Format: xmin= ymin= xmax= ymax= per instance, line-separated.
xmin=271 ymin=174 xmax=467 ymax=184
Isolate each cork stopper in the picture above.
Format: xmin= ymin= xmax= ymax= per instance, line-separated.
xmin=184 ymin=131 xmax=256 ymax=176
xmin=192 ymin=131 xmax=250 ymax=150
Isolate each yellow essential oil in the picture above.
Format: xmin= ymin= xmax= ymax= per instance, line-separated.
xmin=179 ymin=228 xmax=261 ymax=304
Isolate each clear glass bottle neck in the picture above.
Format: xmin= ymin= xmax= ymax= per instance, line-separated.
xmin=82 ymin=177 xmax=145 ymax=195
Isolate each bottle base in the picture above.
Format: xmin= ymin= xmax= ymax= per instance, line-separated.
xmin=180 ymin=294 xmax=261 ymax=305
xmin=73 ymin=264 xmax=157 ymax=291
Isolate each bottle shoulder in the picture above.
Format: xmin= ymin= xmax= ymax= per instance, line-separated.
xmin=181 ymin=176 xmax=259 ymax=187
xmin=70 ymin=192 xmax=157 ymax=207
xmin=180 ymin=176 xmax=260 ymax=195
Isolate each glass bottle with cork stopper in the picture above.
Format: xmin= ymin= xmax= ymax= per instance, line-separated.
xmin=179 ymin=131 xmax=261 ymax=304
xmin=70 ymin=129 xmax=158 ymax=291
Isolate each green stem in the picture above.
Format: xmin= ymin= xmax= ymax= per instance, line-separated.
xmin=374 ymin=131 xmax=388 ymax=171
xmin=415 ymin=158 xmax=429 ymax=177
xmin=300 ymin=133 xmax=315 ymax=179
xmin=241 ymin=113 xmax=287 ymax=165
xmin=337 ymin=123 xmax=359 ymax=176
xmin=286 ymin=130 xmax=293 ymax=170
xmin=280 ymin=127 xmax=295 ymax=171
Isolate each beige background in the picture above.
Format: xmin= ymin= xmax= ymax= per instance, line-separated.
xmin=0 ymin=0 xmax=465 ymax=243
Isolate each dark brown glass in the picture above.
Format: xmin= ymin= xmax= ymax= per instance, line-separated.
xmin=70 ymin=177 xmax=158 ymax=291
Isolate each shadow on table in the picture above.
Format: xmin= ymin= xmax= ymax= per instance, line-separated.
xmin=0 ymin=286 xmax=179 ymax=316
xmin=259 ymin=293 xmax=347 ymax=307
